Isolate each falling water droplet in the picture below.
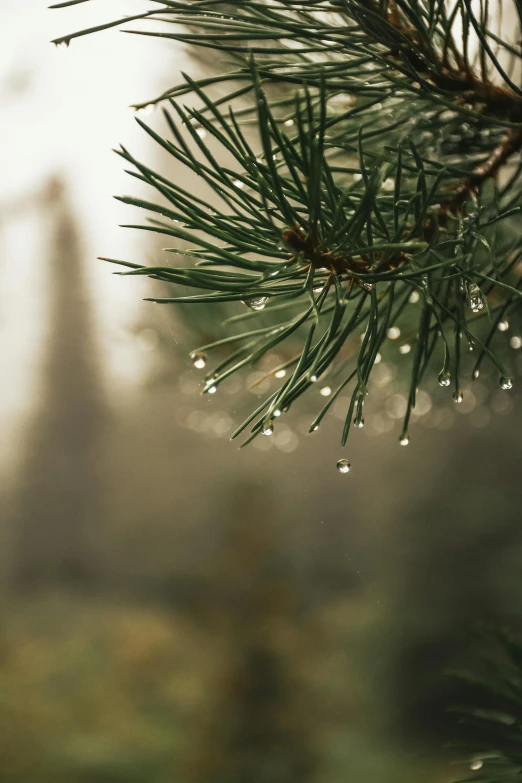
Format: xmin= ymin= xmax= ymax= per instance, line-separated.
xmin=262 ymin=419 xmax=274 ymax=435
xmin=453 ymin=390 xmax=463 ymax=403
xmin=399 ymin=434 xmax=410 ymax=446
xmin=498 ymin=320 xmax=509 ymax=332
xmin=336 ymin=459 xmax=351 ymax=473
xmin=387 ymin=326 xmax=401 ymax=340
xmin=320 ymin=386 xmax=332 ymax=396
xmin=500 ymin=376 xmax=513 ymax=390
xmin=190 ymin=351 xmax=207 ymax=369
xmin=243 ymin=296 xmax=268 ymax=311
xmin=438 ymin=371 xmax=451 ymax=387
xmin=467 ymin=283 xmax=485 ymax=313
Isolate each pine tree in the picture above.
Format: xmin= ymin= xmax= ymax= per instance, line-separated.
xmin=51 ymin=0 xmax=522 ymax=458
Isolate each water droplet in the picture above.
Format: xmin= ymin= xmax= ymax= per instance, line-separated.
xmin=275 ymin=369 xmax=286 ymax=378
xmin=510 ymin=335 xmax=522 ymax=349
xmin=399 ymin=343 xmax=411 ymax=355
xmin=382 ymin=177 xmax=395 ymax=191
xmin=262 ymin=419 xmax=274 ymax=435
xmin=190 ymin=351 xmax=207 ymax=369
xmin=336 ymin=459 xmax=351 ymax=473
xmin=438 ymin=371 xmax=451 ymax=387
xmin=233 ymin=179 xmax=245 ymax=189
xmin=273 ymin=409 xmax=282 ymax=417
xmin=311 ymin=425 xmax=319 ymax=432
xmin=409 ymin=291 xmax=420 ymax=304
xmin=244 ymin=296 xmax=268 ymax=311
xmin=310 ymin=375 xmax=318 ymax=383
xmin=55 ymin=39 xmax=70 ymax=49
xmin=399 ymin=434 xmax=410 ymax=446
xmin=453 ymin=390 xmax=463 ymax=403
xmin=472 ymin=369 xmax=480 ymax=380
xmin=374 ymin=353 xmax=382 ymax=364
xmin=320 ymin=386 xmax=332 ymax=396
xmin=207 ymin=385 xmax=217 ymax=394
xmin=353 ymin=173 xmax=363 ymax=183
xmin=498 ymin=319 xmax=509 ymax=332
xmin=354 ymin=417 xmax=364 ymax=428
xmin=195 ymin=127 xmax=207 ymax=139
xmin=500 ymin=376 xmax=513 ymax=390
xmin=467 ymin=283 xmax=485 ymax=313
xmin=284 ymin=118 xmax=294 ymax=126
xmin=470 ymin=761 xmax=483 ymax=771
xmin=387 ymin=326 xmax=401 ymax=340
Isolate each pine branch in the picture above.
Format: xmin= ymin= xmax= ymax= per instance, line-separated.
xmin=52 ymin=0 xmax=522 ymax=457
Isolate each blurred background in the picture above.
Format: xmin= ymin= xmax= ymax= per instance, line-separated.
xmin=0 ymin=2 xmax=521 ymax=781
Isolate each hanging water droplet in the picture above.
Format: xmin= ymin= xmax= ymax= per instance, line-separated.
xmin=470 ymin=761 xmax=483 ymax=771
xmin=273 ymin=409 xmax=282 ymax=417
xmin=510 ymin=335 xmax=522 ymax=349
xmin=467 ymin=283 xmax=485 ymax=313
xmin=284 ymin=118 xmax=294 ymax=126
xmin=55 ymin=39 xmax=70 ymax=50
xmin=438 ymin=371 xmax=451 ymax=387
xmin=399 ymin=343 xmax=411 ymax=355
xmin=190 ymin=351 xmax=207 ymax=369
xmin=374 ymin=353 xmax=382 ymax=364
xmin=243 ymin=296 xmax=268 ymax=311
xmin=195 ymin=127 xmax=207 ymax=139
xmin=275 ymin=369 xmax=286 ymax=378
xmin=336 ymin=459 xmax=351 ymax=473
xmin=498 ymin=320 xmax=509 ymax=332
xmin=387 ymin=326 xmax=401 ymax=340
xmin=320 ymin=386 xmax=332 ymax=396
xmin=262 ymin=419 xmax=274 ymax=435
xmin=310 ymin=375 xmax=318 ymax=383
xmin=453 ymin=390 xmax=463 ymax=403
xmin=354 ymin=417 xmax=364 ymax=428
xmin=381 ymin=177 xmax=395 ymax=191
xmin=207 ymin=384 xmax=217 ymax=394
xmin=468 ymin=342 xmax=474 ymax=352
xmin=500 ymin=376 xmax=513 ymax=390
xmin=472 ymin=369 xmax=480 ymax=380
xmin=311 ymin=425 xmax=319 ymax=432
xmin=399 ymin=434 xmax=410 ymax=446
xmin=233 ymin=179 xmax=245 ymax=189
xmin=409 ymin=291 xmax=420 ymax=304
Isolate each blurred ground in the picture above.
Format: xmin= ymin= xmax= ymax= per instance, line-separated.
xmin=0 ymin=3 xmax=521 ymax=782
